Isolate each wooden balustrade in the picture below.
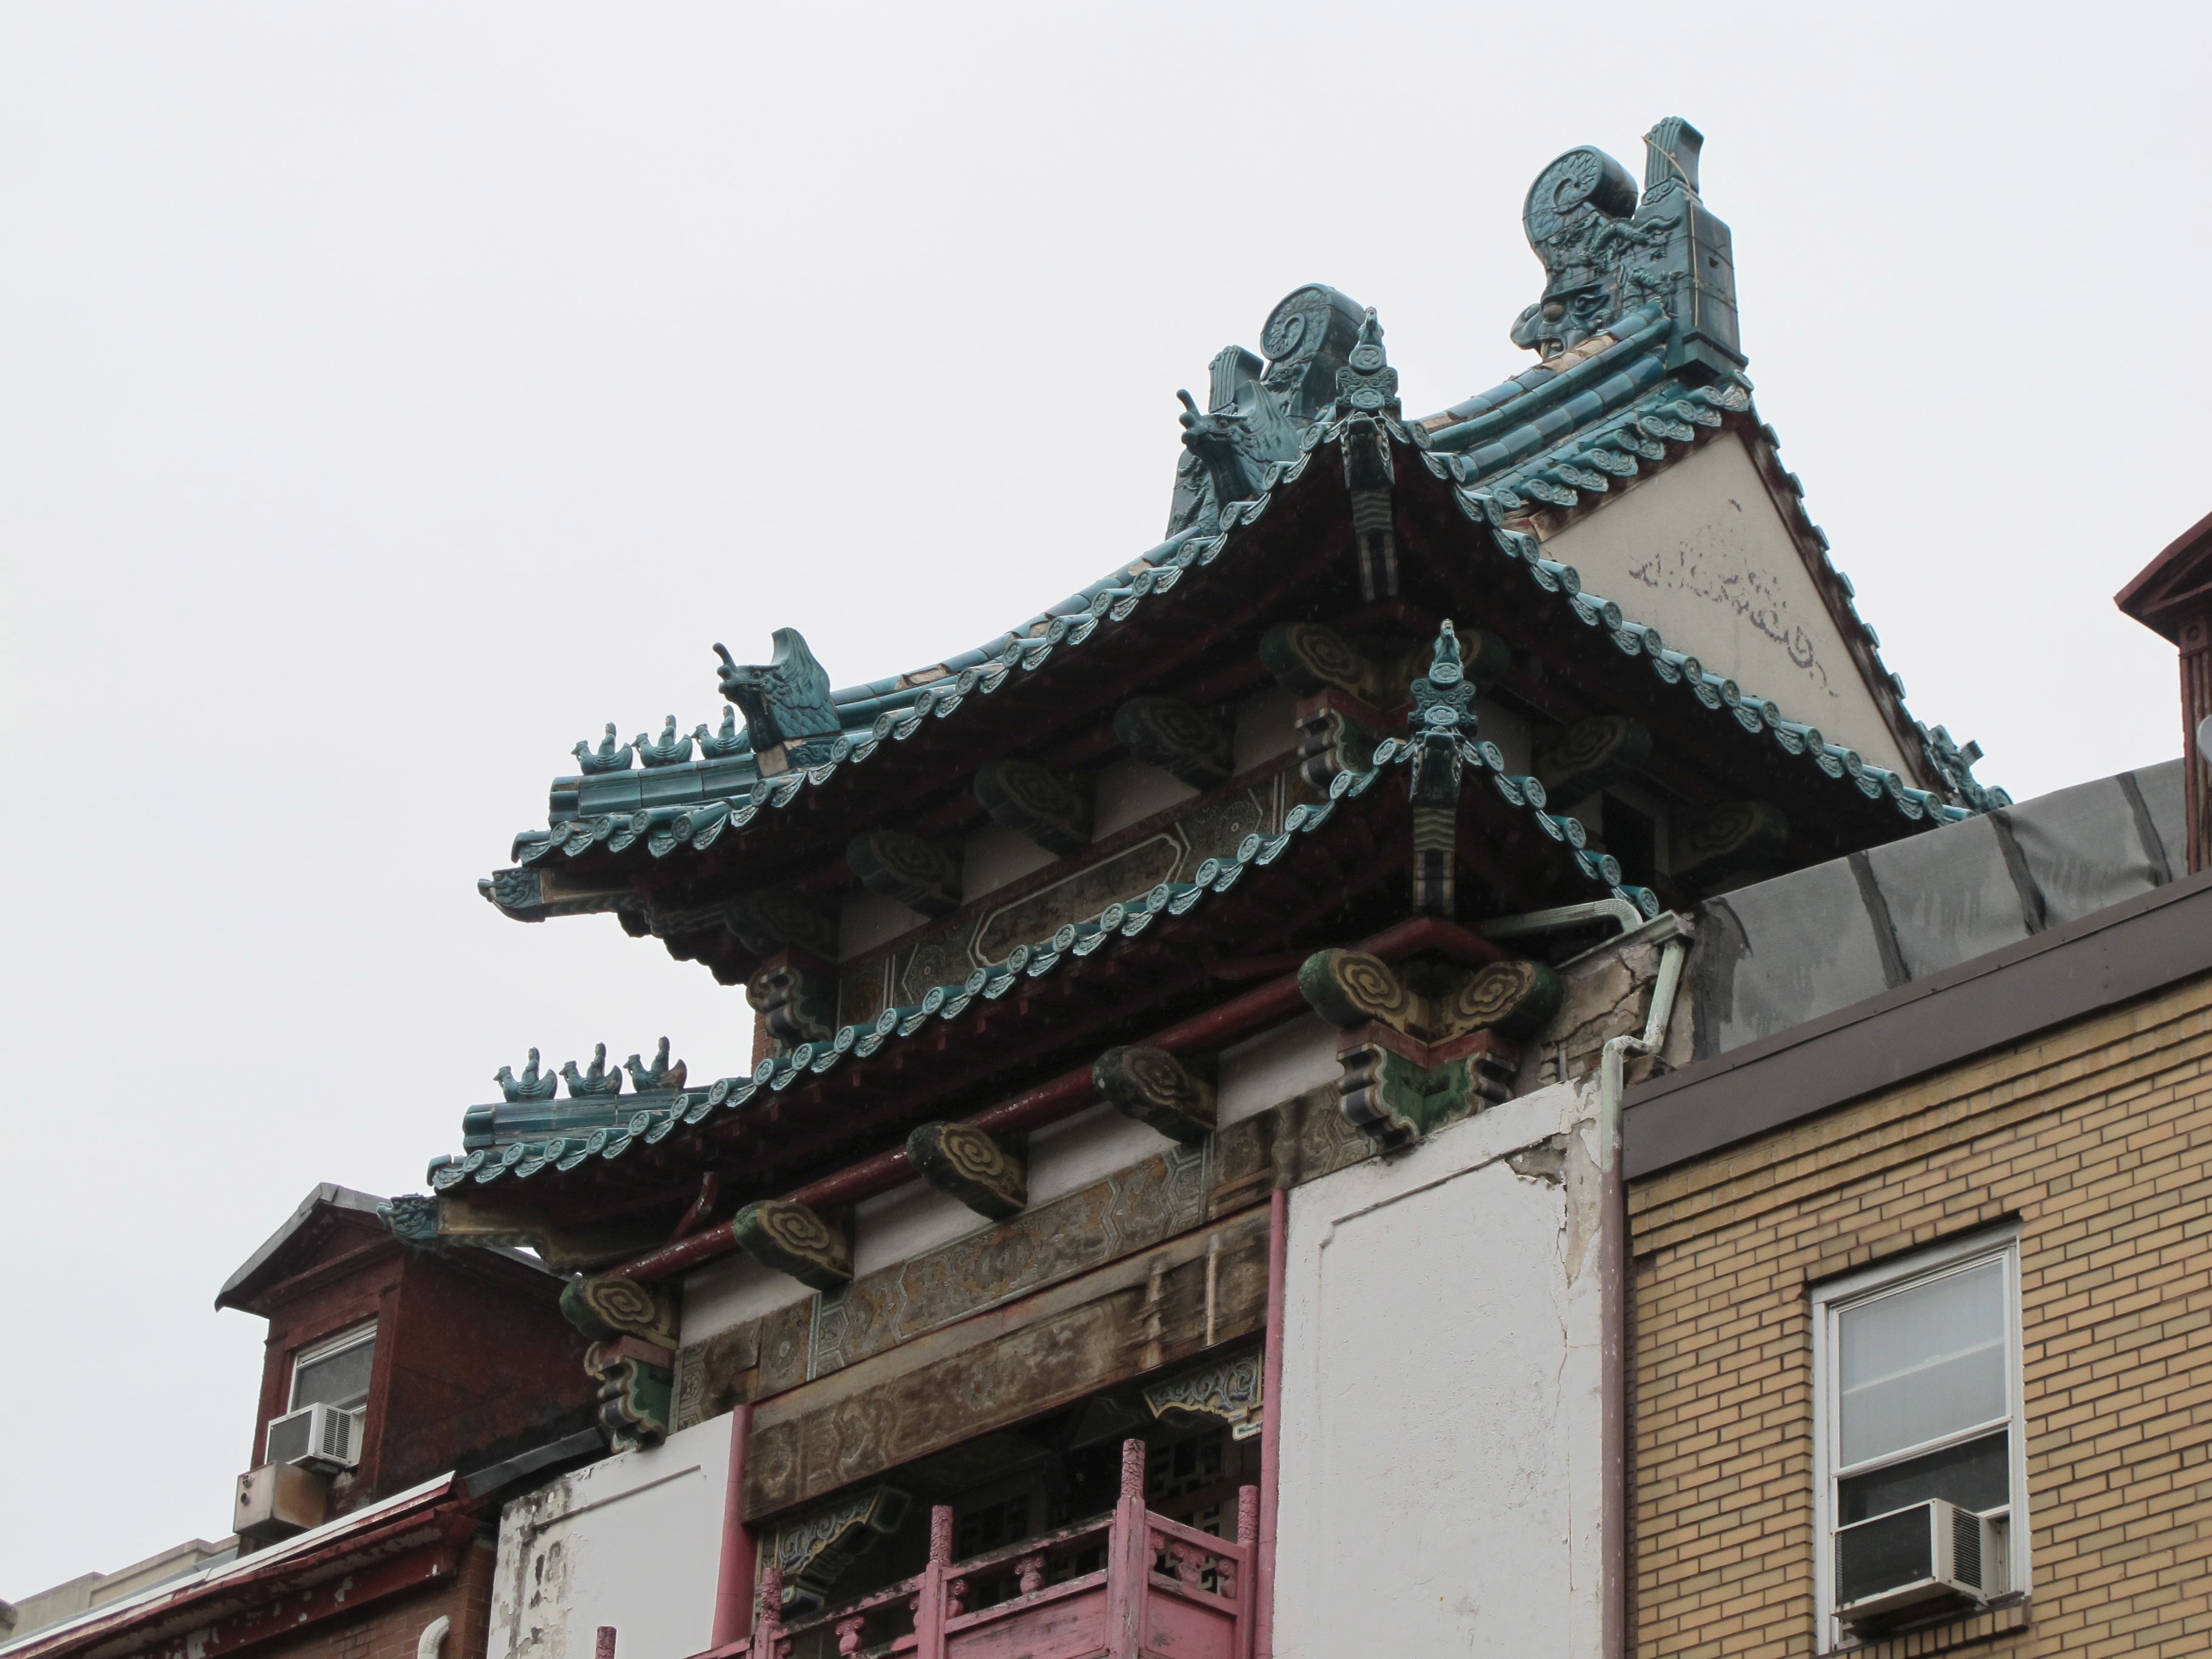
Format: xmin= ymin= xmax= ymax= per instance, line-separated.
xmin=694 ymin=1441 xmax=1258 ymax=1659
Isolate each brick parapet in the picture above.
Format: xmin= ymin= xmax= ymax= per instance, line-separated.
xmin=1629 ymin=971 xmax=2212 ymax=1657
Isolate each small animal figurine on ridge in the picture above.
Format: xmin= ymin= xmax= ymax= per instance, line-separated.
xmin=624 ymin=1037 xmax=688 ymax=1094
xmin=635 ymin=717 xmax=694 ymax=768
xmin=574 ymin=723 xmax=634 ymax=774
xmin=694 ymin=706 xmax=748 ymax=759
xmin=561 ymin=1044 xmax=625 ymax=1098
xmin=495 ymin=1047 xmax=558 ymax=1102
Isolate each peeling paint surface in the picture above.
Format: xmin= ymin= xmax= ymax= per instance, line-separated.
xmin=489 ymin=1416 xmax=731 ymax=1659
xmin=1276 ymin=1084 xmax=1604 ymax=1659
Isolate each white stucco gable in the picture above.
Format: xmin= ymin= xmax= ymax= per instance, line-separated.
xmin=1540 ymin=431 xmax=1912 ymax=775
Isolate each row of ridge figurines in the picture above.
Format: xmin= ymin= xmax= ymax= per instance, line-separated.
xmin=496 ymin=1038 xmax=686 ymax=1101
xmin=575 ymin=712 xmax=743 ymax=774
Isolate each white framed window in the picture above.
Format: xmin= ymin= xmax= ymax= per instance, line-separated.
xmin=287 ymin=1321 xmax=378 ymax=1414
xmin=1811 ymin=1229 xmax=2026 ymax=1648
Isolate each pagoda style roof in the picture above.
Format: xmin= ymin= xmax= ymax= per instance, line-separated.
xmin=430 ymin=118 xmax=2008 ymax=1233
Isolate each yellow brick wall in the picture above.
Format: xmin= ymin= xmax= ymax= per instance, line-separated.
xmin=1629 ymin=970 xmax=2212 ymax=1658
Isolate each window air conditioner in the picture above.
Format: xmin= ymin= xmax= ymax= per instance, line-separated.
xmin=264 ymin=1403 xmax=364 ymax=1473
xmin=1836 ymin=1498 xmax=2000 ymax=1629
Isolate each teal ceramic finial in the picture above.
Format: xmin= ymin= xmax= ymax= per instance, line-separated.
xmin=636 ymin=716 xmax=694 ymax=768
xmin=694 ymin=705 xmax=748 ymax=759
xmin=713 ymin=628 xmax=839 ymax=757
xmin=495 ymin=1046 xmax=557 ymax=1102
xmin=624 ymin=1037 xmax=687 ymax=1094
xmin=561 ymin=1044 xmax=624 ymax=1098
xmin=574 ymin=723 xmax=634 ymax=774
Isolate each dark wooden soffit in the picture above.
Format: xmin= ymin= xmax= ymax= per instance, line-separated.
xmin=2115 ymin=504 xmax=2212 ymax=642
xmin=1623 ymin=866 xmax=2212 ymax=1181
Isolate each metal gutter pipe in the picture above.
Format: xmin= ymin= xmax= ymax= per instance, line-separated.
xmin=1597 ymin=925 xmax=1687 ymax=1659
xmin=611 ymin=914 xmax=1504 ymax=1284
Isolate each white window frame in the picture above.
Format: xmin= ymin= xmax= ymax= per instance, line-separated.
xmin=1811 ymin=1228 xmax=2027 ymax=1651
xmin=287 ymin=1319 xmax=378 ymax=1412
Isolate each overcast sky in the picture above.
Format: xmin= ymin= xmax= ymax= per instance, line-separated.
xmin=3 ymin=1 xmax=2206 ymax=1598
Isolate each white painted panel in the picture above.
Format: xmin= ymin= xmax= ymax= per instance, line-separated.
xmin=1276 ymin=1084 xmax=1605 ymax=1659
xmin=683 ymin=1252 xmax=809 ymax=1344
xmin=1215 ymin=1017 xmax=1338 ymax=1128
xmin=1542 ymin=433 xmax=1910 ymax=773
xmin=491 ymin=1415 xmax=732 ymax=1659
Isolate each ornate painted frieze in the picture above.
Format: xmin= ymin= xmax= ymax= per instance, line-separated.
xmin=769 ymin=1486 xmax=913 ymax=1609
xmin=1143 ymin=1347 xmax=1264 ymax=1440
xmin=837 ymin=769 xmax=1289 ymax=1028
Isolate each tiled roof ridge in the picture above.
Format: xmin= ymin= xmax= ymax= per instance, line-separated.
xmin=484 ymin=405 xmax=1993 ymax=930
xmin=435 ymin=703 xmax=1655 ymax=1192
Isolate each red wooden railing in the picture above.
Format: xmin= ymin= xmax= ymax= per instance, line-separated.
xmin=692 ymin=1441 xmax=1258 ymax=1659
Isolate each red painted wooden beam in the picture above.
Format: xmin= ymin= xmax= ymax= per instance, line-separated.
xmin=610 ymin=913 xmax=1503 ymax=1283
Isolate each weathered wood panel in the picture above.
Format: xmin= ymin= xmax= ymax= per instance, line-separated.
xmin=672 ymin=1085 xmax=1367 ymax=1435
xmin=742 ymin=1208 xmax=1270 ymax=1518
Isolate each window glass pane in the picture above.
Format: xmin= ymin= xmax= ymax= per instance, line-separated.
xmin=292 ymin=1335 xmax=375 ymax=1411
xmin=1838 ymin=1260 xmax=2005 ymax=1466
xmin=1837 ymin=1429 xmax=2008 ymax=1523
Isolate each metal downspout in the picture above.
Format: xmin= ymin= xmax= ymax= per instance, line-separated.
xmin=1598 ymin=933 xmax=1686 ymax=1659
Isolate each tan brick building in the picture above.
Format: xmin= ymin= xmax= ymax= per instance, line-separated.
xmin=1626 ymin=873 xmax=2212 ymax=1657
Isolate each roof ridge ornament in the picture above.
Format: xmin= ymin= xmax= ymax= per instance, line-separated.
xmin=1167 ymin=282 xmax=1368 ymax=537
xmin=715 ymin=627 xmax=840 ymax=776
xmin=574 ymin=723 xmax=634 ymax=774
xmin=1510 ymin=117 xmax=1743 ymax=378
xmin=495 ymin=1046 xmax=558 ymax=1102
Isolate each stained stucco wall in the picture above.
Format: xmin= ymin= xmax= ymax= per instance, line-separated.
xmin=1274 ymin=1082 xmax=1606 ymax=1659
xmin=1542 ymin=432 xmax=1909 ymax=775
xmin=488 ymin=1415 xmax=732 ymax=1659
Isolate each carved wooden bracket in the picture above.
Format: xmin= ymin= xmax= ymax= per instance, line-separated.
xmin=846 ymin=828 xmax=962 ymax=917
xmin=1335 ymin=1026 xmax=1520 ymax=1148
xmin=585 ymin=1336 xmax=672 ymax=1453
xmin=1674 ymin=799 xmax=1789 ymax=882
xmin=1535 ymin=715 xmax=1654 ymax=806
xmin=560 ymin=1273 xmax=681 ymax=1349
xmin=1093 ymin=1046 xmax=1217 ymax=1144
xmin=734 ymin=1199 xmax=854 ymax=1290
xmin=905 ymin=1121 xmax=1028 ymax=1221
xmin=726 ymin=888 xmax=840 ymax=960
xmin=1300 ymin=948 xmax=1550 ymax=1146
xmin=974 ymin=760 xmax=1093 ymax=856
xmin=747 ymin=950 xmax=839 ymax=1048
xmin=769 ymin=1485 xmax=913 ymax=1609
xmin=1298 ymin=948 xmax=1561 ymax=1043
xmin=1142 ymin=1346 xmax=1264 ymax=1440
xmin=1259 ymin=620 xmax=1507 ymax=708
xmin=425 ymin=1193 xmax=663 ymax=1273
xmin=1113 ymin=698 xmax=1233 ymax=790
